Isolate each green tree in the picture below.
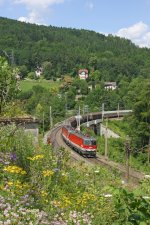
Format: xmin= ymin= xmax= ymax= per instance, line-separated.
xmin=66 ymin=90 xmax=76 ymax=109
xmin=42 ymin=61 xmax=53 ymax=80
xmin=129 ymin=80 xmax=150 ymax=147
xmin=19 ymin=65 xmax=28 ymax=78
xmin=88 ymin=55 xmax=98 ymax=71
xmin=27 ymin=71 xmax=35 ymax=79
xmin=90 ymin=70 xmax=102 ymax=81
xmin=0 ymin=57 xmax=18 ymax=114
xmin=72 ymin=78 xmax=88 ymax=95
xmin=35 ymin=103 xmax=43 ymax=119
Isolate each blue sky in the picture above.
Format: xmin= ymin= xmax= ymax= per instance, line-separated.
xmin=0 ymin=0 xmax=150 ymax=48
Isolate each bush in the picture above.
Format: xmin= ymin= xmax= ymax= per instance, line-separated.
xmin=27 ymin=72 xmax=35 ymax=79
xmin=0 ymin=124 xmax=34 ymax=171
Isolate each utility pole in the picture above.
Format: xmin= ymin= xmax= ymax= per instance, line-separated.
xmin=43 ymin=111 xmax=45 ymax=137
xmin=83 ymin=105 xmax=85 ymax=115
xmin=78 ymin=106 xmax=81 ymax=131
xmin=125 ymin=136 xmax=131 ymax=183
xmin=64 ymin=93 xmax=68 ymax=125
xmin=100 ymin=122 xmax=102 ymax=136
xmin=84 ymin=105 xmax=89 ymax=126
xmin=148 ymin=137 xmax=150 ymax=164
xmin=117 ymin=103 xmax=120 ymax=118
xmin=105 ymin=118 xmax=108 ymax=159
xmin=75 ymin=106 xmax=81 ymax=131
xmin=102 ymin=103 xmax=105 ymax=122
xmin=11 ymin=50 xmax=15 ymax=66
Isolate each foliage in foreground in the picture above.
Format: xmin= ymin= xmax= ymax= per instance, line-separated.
xmin=0 ymin=125 xmax=150 ymax=224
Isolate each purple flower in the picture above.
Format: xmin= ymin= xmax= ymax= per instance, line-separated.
xmin=0 ymin=158 xmax=4 ymax=163
xmin=10 ymin=153 xmax=17 ymax=161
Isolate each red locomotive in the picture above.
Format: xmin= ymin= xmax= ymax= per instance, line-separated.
xmin=62 ymin=125 xmax=97 ymax=157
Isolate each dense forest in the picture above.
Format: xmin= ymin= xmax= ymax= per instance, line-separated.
xmin=0 ymin=17 xmax=150 ymax=81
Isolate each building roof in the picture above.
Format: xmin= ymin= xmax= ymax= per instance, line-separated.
xmin=104 ymin=82 xmax=116 ymax=86
xmin=78 ymin=69 xmax=88 ymax=73
xmin=0 ymin=116 xmax=39 ymax=124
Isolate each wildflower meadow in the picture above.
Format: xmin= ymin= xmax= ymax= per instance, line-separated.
xmin=0 ymin=124 xmax=150 ymax=224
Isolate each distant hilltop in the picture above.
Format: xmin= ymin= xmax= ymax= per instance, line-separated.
xmin=0 ymin=16 xmax=150 ymax=82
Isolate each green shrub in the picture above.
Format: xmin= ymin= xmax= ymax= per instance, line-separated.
xmin=0 ymin=124 xmax=34 ymax=171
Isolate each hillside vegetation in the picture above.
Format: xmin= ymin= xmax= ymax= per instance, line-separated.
xmin=0 ymin=17 xmax=150 ymax=81
xmin=0 ymin=124 xmax=149 ymax=224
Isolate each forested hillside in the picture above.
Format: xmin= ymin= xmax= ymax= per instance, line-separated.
xmin=0 ymin=17 xmax=150 ymax=81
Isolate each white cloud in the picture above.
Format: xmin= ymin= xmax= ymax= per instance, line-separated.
xmin=85 ymin=1 xmax=94 ymax=10
xmin=116 ymin=22 xmax=148 ymax=39
xmin=18 ymin=10 xmax=45 ymax=24
xmin=116 ymin=21 xmax=150 ymax=48
xmin=13 ymin=0 xmax=65 ymax=24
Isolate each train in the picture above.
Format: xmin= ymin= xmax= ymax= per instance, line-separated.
xmin=61 ymin=125 xmax=97 ymax=157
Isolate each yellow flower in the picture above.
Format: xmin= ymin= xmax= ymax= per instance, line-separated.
xmin=75 ymin=192 xmax=96 ymax=207
xmin=60 ymin=196 xmax=72 ymax=208
xmin=0 ymin=185 xmax=4 ymax=190
xmin=53 ymin=200 xmax=61 ymax=207
xmin=82 ymin=192 xmax=96 ymax=200
xmin=3 ymin=165 xmax=27 ymax=175
xmin=42 ymin=170 xmax=54 ymax=177
xmin=6 ymin=180 xmax=27 ymax=190
xmin=27 ymin=157 xmax=33 ymax=160
xmin=27 ymin=154 xmax=44 ymax=161
xmin=22 ymin=183 xmax=30 ymax=189
xmin=7 ymin=181 xmax=13 ymax=186
xmin=21 ymin=171 xmax=27 ymax=175
xmin=41 ymin=190 xmax=48 ymax=197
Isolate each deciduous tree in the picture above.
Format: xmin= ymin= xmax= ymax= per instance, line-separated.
xmin=0 ymin=57 xmax=18 ymax=114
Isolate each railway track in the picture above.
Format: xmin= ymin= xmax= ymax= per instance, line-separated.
xmin=86 ymin=156 xmax=145 ymax=183
xmin=48 ymin=124 xmax=146 ymax=184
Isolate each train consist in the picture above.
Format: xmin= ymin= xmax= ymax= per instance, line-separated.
xmin=61 ymin=125 xmax=97 ymax=157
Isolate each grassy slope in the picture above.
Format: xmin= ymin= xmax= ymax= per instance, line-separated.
xmin=106 ymin=119 xmax=129 ymax=139
xmin=20 ymin=79 xmax=61 ymax=92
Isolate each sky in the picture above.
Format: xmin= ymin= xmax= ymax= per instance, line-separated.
xmin=0 ymin=0 xmax=150 ymax=48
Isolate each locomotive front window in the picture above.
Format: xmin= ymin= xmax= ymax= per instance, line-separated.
xmin=84 ymin=139 xmax=96 ymax=146
xmin=84 ymin=139 xmax=91 ymax=145
xmin=91 ymin=140 xmax=96 ymax=145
